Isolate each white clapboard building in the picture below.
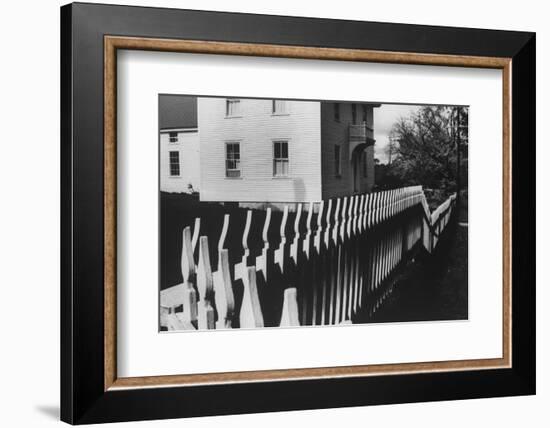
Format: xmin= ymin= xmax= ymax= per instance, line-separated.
xmin=160 ymin=95 xmax=379 ymax=203
xmin=159 ymin=95 xmax=200 ymax=193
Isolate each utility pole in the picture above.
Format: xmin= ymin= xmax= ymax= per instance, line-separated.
xmin=456 ymin=107 xmax=461 ymax=208
xmin=387 ymin=133 xmax=395 ymax=165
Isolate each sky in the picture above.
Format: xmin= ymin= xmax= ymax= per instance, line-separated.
xmin=373 ymin=104 xmax=422 ymax=164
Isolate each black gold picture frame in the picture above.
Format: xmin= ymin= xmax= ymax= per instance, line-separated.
xmin=61 ymin=2 xmax=535 ymax=424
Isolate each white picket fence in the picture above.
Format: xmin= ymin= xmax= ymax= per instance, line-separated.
xmin=160 ymin=186 xmax=457 ymax=331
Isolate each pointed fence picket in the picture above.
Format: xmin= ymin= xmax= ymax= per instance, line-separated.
xmin=160 ymin=186 xmax=458 ymax=331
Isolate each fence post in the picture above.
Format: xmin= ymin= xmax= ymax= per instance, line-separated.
xmin=213 ymin=249 xmax=234 ymax=329
xmin=256 ymin=207 xmax=272 ymax=283
xmin=212 ymin=214 xmax=234 ymax=329
xmin=347 ymin=196 xmax=358 ymax=319
xmin=314 ymin=201 xmax=325 ymax=325
xmin=321 ymin=200 xmax=332 ymax=325
xmin=280 ymin=287 xmax=300 ymax=327
xmin=197 ymin=236 xmax=215 ymax=329
xmin=303 ymin=202 xmax=315 ymax=325
xmin=234 ymin=210 xmax=252 ymax=282
xmin=290 ymin=203 xmax=302 ymax=267
xmin=329 ymin=198 xmax=340 ymax=324
xmin=336 ymin=197 xmax=348 ymax=323
xmin=191 ymin=217 xmax=201 ymax=261
xmin=180 ymin=226 xmax=198 ymax=325
xmin=240 ymin=266 xmax=264 ymax=328
xmin=290 ymin=204 xmax=305 ymax=324
xmin=274 ymin=205 xmax=289 ymax=276
xmin=352 ymin=195 xmax=363 ymax=314
xmin=358 ymin=194 xmax=369 ymax=312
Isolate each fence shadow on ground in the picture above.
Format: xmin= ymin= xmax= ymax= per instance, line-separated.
xmin=159 ymin=187 xmax=458 ymax=331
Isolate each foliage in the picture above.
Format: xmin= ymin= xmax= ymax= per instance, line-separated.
xmin=377 ymin=106 xmax=468 ymax=198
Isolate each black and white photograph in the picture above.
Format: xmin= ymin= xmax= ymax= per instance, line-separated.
xmin=0 ymin=0 xmax=541 ymax=425
xmin=159 ymin=95 xmax=468 ymax=331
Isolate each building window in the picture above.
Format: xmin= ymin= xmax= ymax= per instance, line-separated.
xmin=334 ymin=145 xmax=341 ymax=177
xmin=334 ymin=103 xmax=340 ymax=121
xmin=169 ymin=131 xmax=178 ymax=143
xmin=169 ymin=151 xmax=180 ymax=177
xmin=225 ymin=142 xmax=241 ymax=178
xmin=362 ymin=152 xmax=368 ymax=177
xmin=362 ymin=105 xmax=368 ymax=123
xmin=226 ymin=99 xmax=241 ymax=117
xmin=272 ymin=100 xmax=287 ymax=114
xmin=352 ymin=103 xmax=357 ymax=124
xmin=273 ymin=140 xmax=289 ymax=177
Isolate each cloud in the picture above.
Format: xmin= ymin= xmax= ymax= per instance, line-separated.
xmin=374 ymin=104 xmax=421 ymax=163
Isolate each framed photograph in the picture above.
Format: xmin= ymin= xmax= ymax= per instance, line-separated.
xmin=61 ymin=2 xmax=535 ymax=424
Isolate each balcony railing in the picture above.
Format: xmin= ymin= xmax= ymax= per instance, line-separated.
xmin=349 ymin=123 xmax=374 ymax=142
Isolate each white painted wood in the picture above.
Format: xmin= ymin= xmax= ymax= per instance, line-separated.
xmin=240 ymin=267 xmax=264 ymax=329
xmin=234 ymin=210 xmax=252 ymax=282
xmin=274 ymin=205 xmax=289 ymax=274
xmin=198 ymin=98 xmax=323 ymax=203
xmin=161 ymin=186 xmax=458 ymax=330
xmin=197 ymin=236 xmax=215 ymax=330
xmin=213 ymin=249 xmax=235 ymax=329
xmin=159 ymin=130 xmax=200 ymax=193
xmin=280 ymin=288 xmax=300 ymax=327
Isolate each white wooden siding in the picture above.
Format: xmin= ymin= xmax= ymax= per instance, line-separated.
xmin=159 ymin=130 xmax=200 ymax=193
xmin=320 ymin=102 xmax=376 ymax=199
xmin=198 ymin=98 xmax=322 ymax=203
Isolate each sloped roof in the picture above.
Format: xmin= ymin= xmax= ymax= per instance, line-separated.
xmin=159 ymin=95 xmax=197 ymax=130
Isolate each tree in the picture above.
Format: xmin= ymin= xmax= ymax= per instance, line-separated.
xmin=382 ymin=106 xmax=468 ymax=195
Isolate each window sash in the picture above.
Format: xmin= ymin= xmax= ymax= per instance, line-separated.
xmin=169 ymin=132 xmax=178 ymax=143
xmin=226 ymin=99 xmax=241 ymax=116
xmin=352 ymin=104 xmax=357 ymax=124
xmin=273 ymin=141 xmax=289 ymax=177
xmin=273 ymin=159 xmax=289 ymax=176
xmin=225 ymin=143 xmax=241 ymax=177
xmin=334 ymin=103 xmax=340 ymax=121
xmin=273 ymin=141 xmax=288 ymax=159
xmin=169 ymin=151 xmax=180 ymax=176
xmin=272 ymin=99 xmax=287 ymax=114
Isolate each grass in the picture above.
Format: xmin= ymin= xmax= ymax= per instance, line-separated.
xmin=364 ymin=213 xmax=468 ymax=323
